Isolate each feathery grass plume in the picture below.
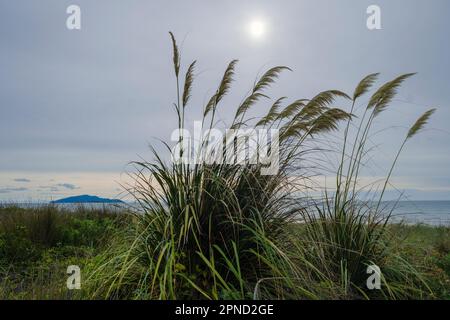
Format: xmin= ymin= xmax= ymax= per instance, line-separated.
xmin=256 ymin=97 xmax=286 ymax=127
xmin=368 ymin=73 xmax=416 ymax=117
xmin=169 ymin=32 xmax=180 ymax=77
xmin=234 ymin=92 xmax=269 ymax=121
xmin=182 ymin=61 xmax=196 ymax=108
xmin=280 ymin=90 xmax=349 ymax=135
xmin=253 ymin=66 xmax=292 ymax=93
xmin=203 ymin=59 xmax=238 ymax=117
xmin=283 ymin=90 xmax=350 ymax=128
xmin=217 ymin=60 xmax=238 ymax=103
xmin=353 ymin=73 xmax=380 ymax=100
xmin=278 ymin=99 xmax=307 ymax=120
xmin=279 ymin=121 xmax=309 ymax=140
xmin=232 ymin=66 xmax=292 ymax=125
xmin=376 ymin=108 xmax=437 ymax=212
xmin=407 ymin=108 xmax=436 ymax=139
xmin=278 ymin=91 xmax=350 ymax=142
xmin=203 ymin=93 xmax=218 ymax=118
xmin=309 ymin=108 xmax=352 ymax=135
xmin=336 ymin=73 xmax=379 ymax=189
xmin=342 ymin=73 xmax=416 ymax=202
xmin=294 ymin=102 xmax=326 ymax=123
xmin=307 ymin=90 xmax=351 ymax=110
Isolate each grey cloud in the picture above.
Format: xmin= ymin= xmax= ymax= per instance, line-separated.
xmin=37 ymin=183 xmax=79 ymax=191
xmin=0 ymin=187 xmax=28 ymax=194
xmin=56 ymin=183 xmax=79 ymax=190
xmin=38 ymin=185 xmax=60 ymax=192
xmin=14 ymin=178 xmax=31 ymax=183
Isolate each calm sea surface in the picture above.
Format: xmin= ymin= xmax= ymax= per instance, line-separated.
xmin=384 ymin=201 xmax=450 ymax=226
xmin=5 ymin=201 xmax=450 ymax=226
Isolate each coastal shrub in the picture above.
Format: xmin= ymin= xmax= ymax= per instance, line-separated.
xmin=0 ymin=205 xmax=123 ymax=268
xmin=0 ymin=205 xmax=123 ymax=299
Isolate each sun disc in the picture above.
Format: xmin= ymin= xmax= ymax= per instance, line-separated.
xmin=248 ymin=19 xmax=266 ymax=39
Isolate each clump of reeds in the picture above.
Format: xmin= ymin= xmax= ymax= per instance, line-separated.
xmin=298 ymin=73 xmax=436 ymax=298
xmin=85 ymin=33 xmax=436 ymax=300
xmin=85 ymin=33 xmax=354 ymax=300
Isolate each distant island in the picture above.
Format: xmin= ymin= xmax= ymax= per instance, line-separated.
xmin=51 ymin=195 xmax=125 ymax=204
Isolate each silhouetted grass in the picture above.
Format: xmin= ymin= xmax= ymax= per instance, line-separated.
xmin=81 ymin=34 xmax=441 ymax=300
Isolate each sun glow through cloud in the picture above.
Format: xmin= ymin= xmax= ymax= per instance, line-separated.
xmin=248 ymin=19 xmax=266 ymax=40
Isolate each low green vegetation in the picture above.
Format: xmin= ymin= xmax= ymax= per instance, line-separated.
xmin=0 ymin=205 xmax=130 ymax=299
xmin=388 ymin=224 xmax=450 ymax=299
xmin=0 ymin=206 xmax=448 ymax=299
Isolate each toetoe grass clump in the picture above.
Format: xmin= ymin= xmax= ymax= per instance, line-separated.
xmin=84 ymin=34 xmax=438 ymax=300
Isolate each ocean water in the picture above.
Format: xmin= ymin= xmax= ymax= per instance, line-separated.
xmin=384 ymin=201 xmax=450 ymax=226
xmin=5 ymin=201 xmax=450 ymax=226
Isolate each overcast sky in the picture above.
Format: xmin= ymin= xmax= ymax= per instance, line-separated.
xmin=1 ymin=0 xmax=449 ymax=201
